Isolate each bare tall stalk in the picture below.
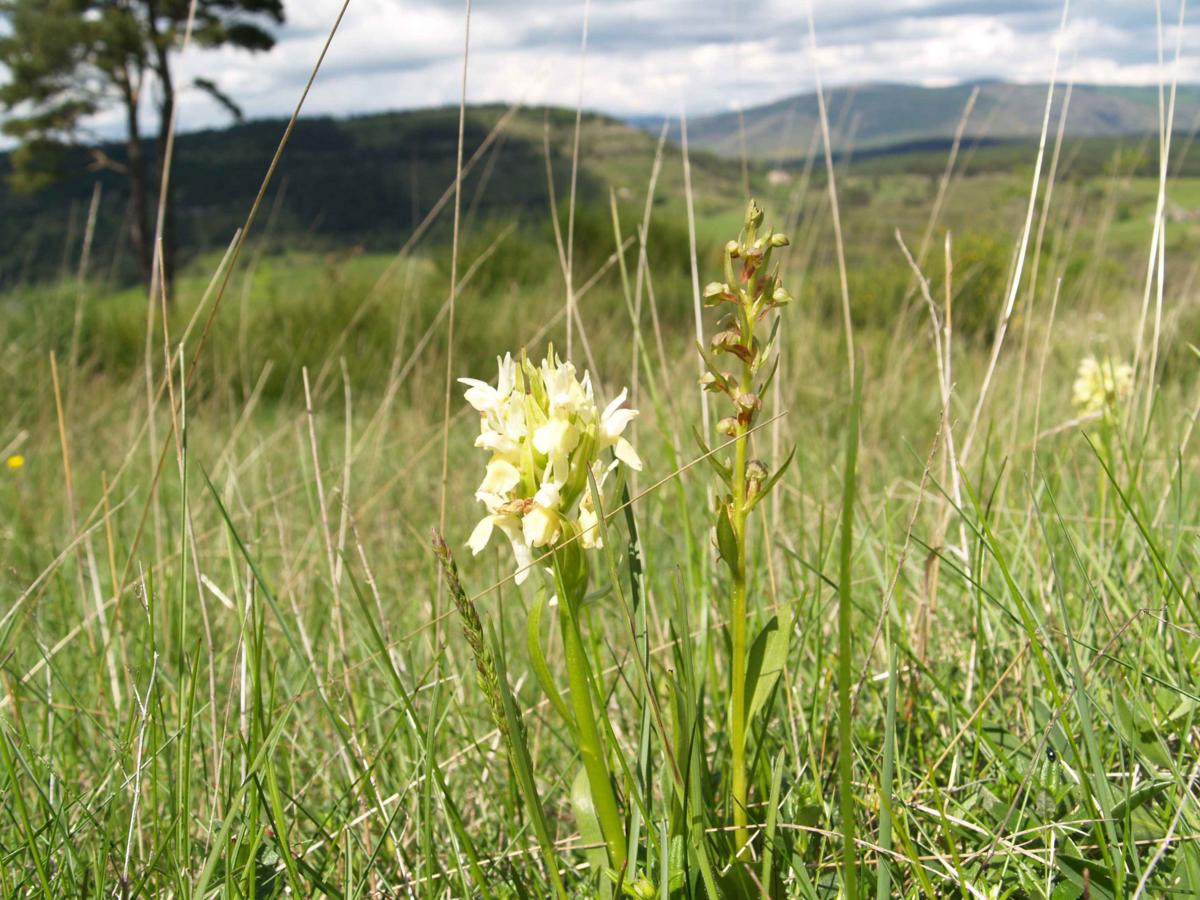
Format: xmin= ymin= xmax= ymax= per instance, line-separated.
xmin=436 ymin=0 xmax=474 ymax=647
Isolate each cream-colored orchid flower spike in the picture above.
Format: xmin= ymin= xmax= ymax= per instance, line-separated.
xmin=1072 ymin=355 xmax=1133 ymax=416
xmin=459 ymin=347 xmax=640 ymax=582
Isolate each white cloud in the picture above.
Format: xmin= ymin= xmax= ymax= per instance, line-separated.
xmin=6 ymin=0 xmax=1198 ymax=142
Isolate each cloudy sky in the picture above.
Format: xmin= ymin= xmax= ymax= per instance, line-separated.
xmin=54 ymin=0 xmax=1200 ymax=136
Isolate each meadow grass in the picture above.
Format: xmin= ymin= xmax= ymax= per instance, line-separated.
xmin=2 ymin=53 xmax=1200 ymax=899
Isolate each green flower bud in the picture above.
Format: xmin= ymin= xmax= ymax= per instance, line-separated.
xmin=740 ymin=245 xmax=764 ymax=282
xmin=711 ymin=328 xmax=740 ymax=352
xmin=621 ymin=874 xmax=657 ymax=899
xmin=747 ymin=458 xmax=769 ymax=493
xmin=703 ymin=281 xmax=733 ymax=306
xmin=713 ymin=329 xmax=755 ymax=364
xmin=745 ymin=198 xmax=764 ymax=231
xmin=700 ymin=371 xmax=732 ymax=394
xmin=735 ymin=391 xmax=761 ymax=416
xmin=747 ymin=459 xmax=768 ymax=479
xmin=769 ymin=232 xmax=790 ymax=248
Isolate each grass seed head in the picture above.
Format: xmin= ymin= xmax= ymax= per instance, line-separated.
xmin=431 ymin=530 xmax=510 ymax=744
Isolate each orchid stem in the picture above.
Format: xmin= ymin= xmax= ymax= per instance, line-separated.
xmin=554 ymin=554 xmax=627 ymax=875
xmin=730 ymin=309 xmax=755 ymax=857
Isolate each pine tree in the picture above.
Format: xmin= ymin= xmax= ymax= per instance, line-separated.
xmin=0 ymin=0 xmax=284 ymax=291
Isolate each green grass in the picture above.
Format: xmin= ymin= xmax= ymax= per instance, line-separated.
xmin=1 ymin=115 xmax=1199 ymax=898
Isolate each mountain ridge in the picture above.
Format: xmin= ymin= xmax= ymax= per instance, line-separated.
xmin=649 ymin=81 xmax=1200 ymax=160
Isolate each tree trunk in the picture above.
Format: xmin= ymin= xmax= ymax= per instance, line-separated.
xmin=123 ymin=86 xmax=153 ymax=289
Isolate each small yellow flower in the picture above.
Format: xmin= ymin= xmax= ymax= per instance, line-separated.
xmin=1072 ymin=355 xmax=1133 ymax=416
xmin=5 ymin=454 xmax=24 ymax=471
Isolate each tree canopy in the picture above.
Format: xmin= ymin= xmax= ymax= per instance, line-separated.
xmin=0 ymin=0 xmax=284 ymax=287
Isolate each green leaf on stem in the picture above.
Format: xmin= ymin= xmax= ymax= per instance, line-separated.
xmin=744 ymin=606 xmax=792 ymax=726
xmin=692 ymin=426 xmax=733 ymax=487
xmin=488 ymin=624 xmax=570 ymax=899
xmin=756 ymin=355 xmax=780 ymax=399
xmin=1110 ymin=778 xmax=1172 ymax=822
xmin=572 ymin=766 xmax=614 ymax=900
xmin=716 ymin=504 xmax=738 ymax=572
xmin=527 ymin=588 xmax=574 ymax=729
xmin=555 ymin=533 xmax=590 ymax=607
xmin=752 ymin=316 xmax=781 ymax=374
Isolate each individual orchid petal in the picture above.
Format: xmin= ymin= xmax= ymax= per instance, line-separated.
xmin=532 ymin=418 xmax=579 ymax=457
xmin=601 ymin=388 xmax=628 ymax=422
xmin=523 ymin=506 xmax=559 ymax=548
xmin=475 ymin=431 xmax=517 ymax=454
xmin=496 ymin=352 xmax=516 ymax=396
xmin=479 ymin=459 xmax=521 ymax=496
xmin=602 ymin=406 xmax=638 ymax=438
xmin=473 ymin=490 xmax=507 ymax=512
xmin=578 ymin=506 xmax=603 ymax=549
xmin=459 ymin=378 xmax=500 ymax=413
xmin=533 ymin=481 xmax=561 ymax=509
xmin=466 ymin=516 xmax=494 ymax=555
xmin=550 ymin=449 xmax=572 ymax=487
xmin=613 ymin=437 xmax=643 ymax=471
xmin=510 ymin=536 xmax=534 ymax=584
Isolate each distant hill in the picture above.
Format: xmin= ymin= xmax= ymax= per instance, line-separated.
xmin=9 ymin=82 xmax=1196 ymax=289
xmin=0 ymin=105 xmax=732 ymax=288
xmin=660 ymin=82 xmax=1200 ymax=160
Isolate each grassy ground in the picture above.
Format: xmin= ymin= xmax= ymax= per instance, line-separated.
xmin=1 ymin=119 xmax=1199 ymax=898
